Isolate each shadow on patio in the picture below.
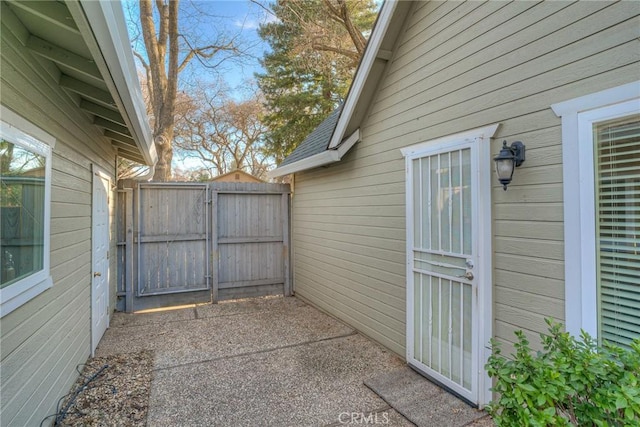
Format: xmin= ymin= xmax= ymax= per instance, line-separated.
xmin=96 ymin=296 xmax=492 ymax=426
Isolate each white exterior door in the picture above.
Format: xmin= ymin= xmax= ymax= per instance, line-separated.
xmin=403 ymin=127 xmax=494 ymax=406
xmin=91 ymin=167 xmax=110 ymax=355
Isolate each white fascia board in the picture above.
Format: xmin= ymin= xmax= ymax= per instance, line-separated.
xmin=268 ymin=129 xmax=361 ymax=178
xmin=268 ymin=150 xmax=340 ymax=178
xmin=69 ymin=1 xmax=157 ymax=166
xmin=336 ymin=128 xmax=360 ymax=157
xmin=327 ymin=0 xmax=398 ymax=149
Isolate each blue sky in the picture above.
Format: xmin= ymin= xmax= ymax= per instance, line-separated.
xmin=124 ymin=0 xmax=274 ymax=99
xmin=122 ymin=1 xmax=276 ymax=171
xmin=202 ymin=0 xmax=274 ymax=89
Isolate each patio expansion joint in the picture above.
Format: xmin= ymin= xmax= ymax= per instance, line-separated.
xmin=110 ymin=308 xmax=276 ymax=329
xmin=153 ymin=330 xmax=359 ymax=372
xmin=462 ymin=414 xmax=493 ymax=426
xmin=193 ymin=308 xmax=275 ymax=320
xmin=110 ymin=318 xmax=196 ymax=329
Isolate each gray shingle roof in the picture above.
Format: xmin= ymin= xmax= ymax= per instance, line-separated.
xmin=279 ymin=105 xmax=343 ymax=167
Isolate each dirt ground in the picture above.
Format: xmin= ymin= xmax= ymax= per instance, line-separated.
xmin=55 ymin=351 xmax=153 ymax=426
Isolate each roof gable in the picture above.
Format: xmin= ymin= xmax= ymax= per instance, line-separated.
xmin=269 ymin=0 xmax=413 ymax=178
xmin=212 ymin=169 xmax=264 ymax=183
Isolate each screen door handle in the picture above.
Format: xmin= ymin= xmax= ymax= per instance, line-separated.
xmin=457 ymin=271 xmax=473 ymax=280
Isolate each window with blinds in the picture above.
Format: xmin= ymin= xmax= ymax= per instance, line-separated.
xmin=594 ymin=114 xmax=640 ymax=348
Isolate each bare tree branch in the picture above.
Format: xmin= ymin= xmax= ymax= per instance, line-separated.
xmin=310 ymin=41 xmax=359 ymax=61
xmin=178 ymin=36 xmax=240 ymax=72
xmin=173 ymin=87 xmax=274 ymax=180
xmin=335 ymin=0 xmax=367 ymax=54
xmin=249 ymin=0 xmax=275 ymax=18
xmin=136 ymin=0 xmax=245 ymax=181
xmin=132 ymin=50 xmax=150 ymax=72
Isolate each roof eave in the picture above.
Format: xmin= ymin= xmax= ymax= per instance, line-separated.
xmin=268 ymin=128 xmax=360 ymax=178
xmin=327 ymin=0 xmax=411 ymax=150
xmin=271 ymin=1 xmax=412 ymax=177
xmin=68 ymin=1 xmax=157 ymax=166
xmin=268 ymin=150 xmax=341 ymax=178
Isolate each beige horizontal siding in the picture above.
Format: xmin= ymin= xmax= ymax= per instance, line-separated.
xmin=295 ymin=219 xmax=404 ymax=242
xmin=1 ymin=287 xmax=89 ymax=416
xmin=1 ymin=4 xmax=118 ymax=425
xmin=292 ymin=0 xmax=640 ymax=357
xmin=294 ymin=214 xmax=405 ymax=230
xmin=50 ymin=217 xmax=92 ymax=236
xmin=294 ymin=238 xmax=404 ymax=286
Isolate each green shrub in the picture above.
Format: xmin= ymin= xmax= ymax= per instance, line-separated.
xmin=486 ymin=319 xmax=640 ymax=426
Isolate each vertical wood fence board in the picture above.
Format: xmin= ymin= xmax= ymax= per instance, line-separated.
xmin=282 ymin=192 xmax=291 ymax=296
xmin=116 ymin=190 xmax=126 ymax=296
xmin=115 ymin=188 xmax=134 ymax=312
xmin=117 ymin=181 xmax=290 ymax=309
xmin=136 ymin=183 xmax=209 ymax=296
xmin=211 ymin=190 xmax=219 ymax=303
xmin=124 ymin=189 xmax=133 ymax=312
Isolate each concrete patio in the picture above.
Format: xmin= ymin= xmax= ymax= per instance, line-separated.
xmin=95 ymin=296 xmax=492 ymax=426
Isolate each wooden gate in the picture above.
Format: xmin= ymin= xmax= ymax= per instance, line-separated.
xmin=117 ymin=181 xmax=290 ymax=312
xmin=212 ymin=182 xmax=291 ymax=301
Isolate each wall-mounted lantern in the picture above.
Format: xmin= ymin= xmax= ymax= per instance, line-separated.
xmin=493 ymin=141 xmax=525 ymax=190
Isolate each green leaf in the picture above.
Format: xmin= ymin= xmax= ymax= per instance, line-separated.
xmin=625 ymin=406 xmax=635 ymax=421
xmin=536 ymin=394 xmax=547 ymax=406
xmin=617 ymin=396 xmax=628 ymax=409
xmin=519 ymin=383 xmax=536 ymax=392
xmin=486 ymin=319 xmax=640 ymax=427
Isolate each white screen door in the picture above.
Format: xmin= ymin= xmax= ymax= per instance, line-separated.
xmin=404 ymin=138 xmax=481 ymax=404
xmin=91 ymin=168 xmax=110 ymax=355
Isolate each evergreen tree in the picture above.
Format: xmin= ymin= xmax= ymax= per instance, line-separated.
xmin=256 ymin=0 xmax=378 ymax=162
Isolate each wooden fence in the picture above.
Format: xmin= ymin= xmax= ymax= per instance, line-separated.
xmin=117 ymin=181 xmax=290 ymax=312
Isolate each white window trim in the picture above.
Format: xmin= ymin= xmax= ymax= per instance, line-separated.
xmin=551 ymin=81 xmax=640 ymax=337
xmin=0 ymin=106 xmax=55 ymax=317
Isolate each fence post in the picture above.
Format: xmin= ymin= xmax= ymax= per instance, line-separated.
xmin=210 ymin=187 xmax=219 ymax=303
xmin=124 ymin=188 xmax=134 ymax=312
xmin=282 ymin=191 xmax=291 ymax=297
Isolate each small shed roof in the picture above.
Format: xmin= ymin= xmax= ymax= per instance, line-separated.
xmin=5 ymin=1 xmax=157 ymax=166
xmin=268 ymin=0 xmax=412 ymax=178
xmin=212 ymin=169 xmax=264 ymax=183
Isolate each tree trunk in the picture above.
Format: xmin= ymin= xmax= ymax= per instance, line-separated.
xmin=152 ymin=130 xmax=174 ymax=181
xmin=140 ymin=0 xmax=177 ymax=182
xmin=336 ymin=0 xmax=367 ymax=55
xmin=138 ymin=0 xmax=239 ymax=181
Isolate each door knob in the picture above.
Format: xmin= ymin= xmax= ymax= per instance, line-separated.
xmin=457 ymin=271 xmax=473 ymax=280
xmin=93 ymin=272 xmax=102 ymax=277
